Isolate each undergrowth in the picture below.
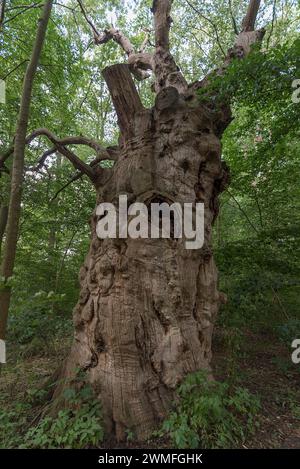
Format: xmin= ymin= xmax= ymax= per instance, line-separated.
xmin=160 ymin=371 xmax=260 ymax=448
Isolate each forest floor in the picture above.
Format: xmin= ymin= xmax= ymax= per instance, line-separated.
xmin=212 ymin=327 xmax=300 ymax=449
xmin=0 ymin=327 xmax=299 ymax=449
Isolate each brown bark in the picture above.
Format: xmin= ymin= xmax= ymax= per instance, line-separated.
xmin=0 ymin=204 xmax=8 ymax=257
xmin=153 ymin=0 xmax=188 ymax=93
xmin=242 ymin=0 xmax=261 ymax=32
xmin=96 ymin=29 xmax=153 ymax=80
xmin=102 ymin=65 xmax=144 ymax=141
xmin=77 ymin=0 xmax=153 ymax=81
xmin=55 ymin=77 xmax=229 ymax=441
xmin=0 ymin=0 xmax=5 ymax=30
xmin=0 ymin=0 xmax=53 ymax=341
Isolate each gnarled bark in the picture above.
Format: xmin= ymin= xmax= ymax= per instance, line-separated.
xmin=54 ymin=68 xmax=229 ymax=440
xmin=51 ymin=0 xmax=263 ymax=442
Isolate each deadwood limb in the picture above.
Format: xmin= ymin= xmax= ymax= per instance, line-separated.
xmin=0 ymin=128 xmax=117 ymax=179
xmin=77 ymin=0 xmax=153 ymax=81
xmin=102 ymin=64 xmax=144 ymax=140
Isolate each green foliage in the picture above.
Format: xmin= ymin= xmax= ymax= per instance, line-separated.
xmin=290 ymin=403 xmax=300 ymax=420
xmin=0 ymin=403 xmax=28 ymax=449
xmin=161 ymin=371 xmax=260 ymax=449
xmin=8 ymin=291 xmax=72 ymax=357
xmin=276 ymin=319 xmax=300 ymax=346
xmin=23 ymin=384 xmax=104 ymax=449
xmin=207 ymin=36 xmax=300 ymax=352
xmin=1 ymin=0 xmax=300 ymax=451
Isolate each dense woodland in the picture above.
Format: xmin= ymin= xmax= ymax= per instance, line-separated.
xmin=0 ymin=0 xmax=300 ymax=449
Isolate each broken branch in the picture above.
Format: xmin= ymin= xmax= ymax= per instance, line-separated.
xmin=77 ymin=0 xmax=153 ymax=81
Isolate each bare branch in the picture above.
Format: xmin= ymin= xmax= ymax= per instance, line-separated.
xmin=50 ymin=172 xmax=84 ymax=202
xmin=1 ymin=60 xmax=28 ymax=80
xmin=0 ymin=128 xmax=117 ymax=181
xmin=53 ymin=142 xmax=95 ymax=179
xmin=53 ymin=2 xmax=76 ymax=12
xmin=185 ymin=0 xmax=226 ymax=57
xmin=3 ymin=2 xmax=43 ymax=26
xmin=6 ymin=2 xmax=42 ymax=11
xmin=76 ymin=0 xmax=100 ymax=38
xmin=95 ymin=27 xmax=154 ymax=80
xmin=95 ymin=28 xmax=134 ymax=54
xmin=1 ymin=129 xmax=110 ymax=162
xmin=228 ymin=0 xmax=239 ymax=35
xmin=34 ymin=147 xmax=57 ymax=171
xmin=76 ymin=1 xmax=153 ymax=81
xmin=139 ymin=29 xmax=151 ymax=53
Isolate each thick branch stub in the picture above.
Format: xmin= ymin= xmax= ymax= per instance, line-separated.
xmin=102 ymin=64 xmax=144 ymax=141
xmin=95 ymin=28 xmax=153 ymax=81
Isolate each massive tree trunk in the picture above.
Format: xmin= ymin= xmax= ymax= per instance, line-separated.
xmin=51 ymin=0 xmax=263 ymax=442
xmin=55 ymin=64 xmax=228 ymax=441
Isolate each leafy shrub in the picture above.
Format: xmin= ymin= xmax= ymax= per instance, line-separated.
xmin=161 ymin=371 xmax=260 ymax=448
xmin=290 ymin=403 xmax=300 ymax=420
xmin=23 ymin=384 xmax=104 ymax=448
xmin=0 ymin=401 xmax=29 ymax=449
xmin=8 ymin=291 xmax=72 ymax=354
xmin=276 ymin=319 xmax=300 ymax=347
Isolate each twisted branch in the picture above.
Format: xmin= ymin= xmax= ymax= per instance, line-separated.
xmin=77 ymin=0 xmax=153 ymax=81
xmin=0 ymin=128 xmax=117 ymax=180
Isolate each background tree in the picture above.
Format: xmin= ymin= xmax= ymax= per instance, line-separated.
xmin=0 ymin=0 xmax=53 ymax=341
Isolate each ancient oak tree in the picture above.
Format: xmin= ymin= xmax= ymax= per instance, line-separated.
xmin=0 ymin=0 xmax=265 ymax=441
xmin=51 ymin=0 xmax=264 ymax=440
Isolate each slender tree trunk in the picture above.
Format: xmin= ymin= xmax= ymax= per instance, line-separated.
xmin=0 ymin=0 xmax=6 ymax=30
xmin=0 ymin=204 xmax=8 ymax=257
xmin=0 ymin=0 xmax=53 ymax=341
